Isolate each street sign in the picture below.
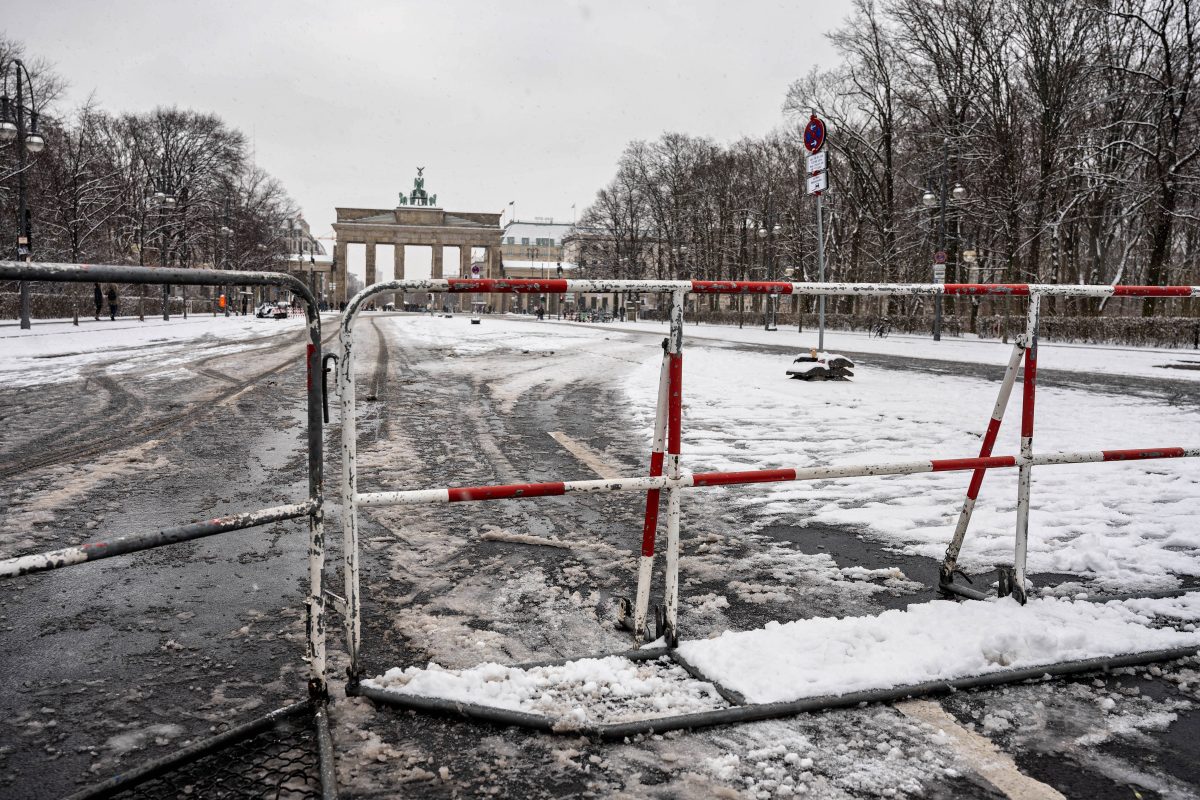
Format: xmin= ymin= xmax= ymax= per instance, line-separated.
xmin=806 ymin=152 xmax=826 ymax=174
xmin=803 ymin=115 xmax=826 ymax=153
xmin=471 ymin=264 xmax=480 ymax=276
xmin=934 ymin=250 xmax=947 ymax=264
xmin=806 ymin=172 xmax=828 ymax=195
xmin=18 ymin=236 xmax=28 ymax=245
xmin=933 ymin=264 xmax=946 ymax=283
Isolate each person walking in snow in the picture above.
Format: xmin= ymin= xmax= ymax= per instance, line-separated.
xmin=106 ymin=285 xmax=118 ymax=320
xmin=93 ymin=283 xmax=103 ymax=321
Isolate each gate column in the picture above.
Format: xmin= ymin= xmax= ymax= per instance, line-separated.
xmin=334 ymin=240 xmax=348 ymax=306
xmin=365 ymin=240 xmax=377 ymax=289
xmin=393 ymin=243 xmax=405 ymax=307
xmin=459 ymin=245 xmax=473 ymax=310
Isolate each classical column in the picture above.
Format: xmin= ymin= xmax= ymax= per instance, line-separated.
xmin=364 ymin=240 xmax=377 ymax=288
xmin=486 ymin=246 xmax=507 ymax=313
xmin=458 ymin=245 xmax=474 ymax=311
xmin=334 ymin=240 xmax=348 ymax=306
xmin=460 ymin=244 xmax=473 ymax=277
xmin=393 ymin=243 xmax=405 ymax=307
xmin=431 ymin=245 xmax=443 ymax=279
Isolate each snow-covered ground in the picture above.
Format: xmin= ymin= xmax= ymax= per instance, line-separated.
xmin=365 ymin=313 xmax=1200 ymax=591
xmin=367 ymin=593 xmax=1200 ymax=723
xmin=0 ymin=314 xmax=321 ymax=388
xmin=596 ymin=321 xmax=1200 ymax=593
xmin=548 ymin=315 xmax=1200 ymax=383
xmin=357 ymin=314 xmax=1200 ymax=725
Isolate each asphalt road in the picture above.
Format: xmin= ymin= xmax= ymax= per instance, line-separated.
xmin=1 ymin=313 xmax=1198 ymax=799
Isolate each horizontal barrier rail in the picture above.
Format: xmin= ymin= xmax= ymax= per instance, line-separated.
xmin=0 ymin=501 xmax=316 ymax=578
xmin=331 ymin=277 xmax=1200 ymax=300
xmin=354 ymin=447 xmax=1199 ymax=507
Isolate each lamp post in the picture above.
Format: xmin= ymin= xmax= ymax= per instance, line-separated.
xmin=922 ymin=137 xmax=967 ymax=342
xmin=1 ymin=59 xmax=49 ymax=330
xmin=149 ymin=178 xmax=177 ymax=321
xmin=758 ymin=221 xmax=782 ymax=331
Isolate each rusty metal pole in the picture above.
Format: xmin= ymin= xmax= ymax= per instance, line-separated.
xmin=662 ymin=287 xmax=686 ymax=645
xmin=634 ymin=339 xmax=671 ymax=643
xmin=1012 ymin=293 xmax=1041 ymax=602
xmin=939 ymin=340 xmax=1025 ymax=584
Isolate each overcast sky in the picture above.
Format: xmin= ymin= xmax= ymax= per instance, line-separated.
xmin=11 ymin=1 xmax=849 ymax=255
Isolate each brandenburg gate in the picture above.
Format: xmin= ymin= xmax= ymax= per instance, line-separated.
xmin=331 ymin=169 xmax=503 ymax=308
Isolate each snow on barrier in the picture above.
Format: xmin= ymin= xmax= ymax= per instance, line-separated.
xmin=333 ymin=277 xmax=1200 ymax=734
xmin=0 ymin=261 xmax=337 ymax=798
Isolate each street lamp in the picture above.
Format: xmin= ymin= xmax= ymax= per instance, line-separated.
xmin=759 ymin=221 xmax=782 ymax=331
xmin=925 ymin=137 xmax=968 ymax=342
xmin=2 ymin=59 xmax=49 ymax=329
xmin=962 ymin=248 xmax=978 ymax=282
xmin=149 ymin=177 xmax=178 ymax=321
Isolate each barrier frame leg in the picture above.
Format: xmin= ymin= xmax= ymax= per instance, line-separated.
xmin=338 ymin=323 xmax=362 ymax=680
xmin=662 ymin=288 xmax=686 ymax=646
xmin=939 ymin=340 xmax=1025 ymax=585
xmin=1013 ymin=295 xmax=1041 ymax=602
xmin=634 ymin=338 xmax=671 ymax=643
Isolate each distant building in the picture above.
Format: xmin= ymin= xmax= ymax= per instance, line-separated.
xmin=500 ymin=218 xmax=576 ymax=313
xmin=280 ymin=216 xmax=333 ymax=305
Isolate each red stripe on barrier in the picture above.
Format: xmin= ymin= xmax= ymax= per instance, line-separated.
xmin=1021 ymin=341 xmax=1038 ymax=439
xmin=446 ymin=278 xmax=570 ymax=294
xmin=931 ymin=455 xmax=1017 ymax=472
xmin=1111 ymin=285 xmax=1193 ymax=297
xmin=1101 ymin=447 xmax=1186 ymax=461
xmin=944 ymin=284 xmax=1031 ymax=296
xmin=690 ymin=280 xmax=794 ymax=295
xmin=692 ymin=468 xmax=798 ymax=487
xmin=668 ymin=353 xmax=683 ymax=455
xmin=641 ymin=450 xmax=666 ymax=557
xmin=306 ymin=343 xmax=315 ymax=391
xmin=966 ymin=417 xmax=1005 ymax=499
xmin=447 ymin=482 xmax=566 ymax=502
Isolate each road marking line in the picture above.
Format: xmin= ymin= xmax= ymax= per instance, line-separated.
xmin=549 ymin=431 xmax=623 ymax=479
xmin=896 ymin=699 xmax=1065 ymax=800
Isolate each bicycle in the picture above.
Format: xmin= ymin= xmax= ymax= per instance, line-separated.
xmin=869 ymin=317 xmax=892 ymax=338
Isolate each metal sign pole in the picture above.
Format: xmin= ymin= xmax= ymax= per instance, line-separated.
xmin=817 ymin=193 xmax=825 ymax=351
xmin=803 ymin=112 xmax=828 ymax=352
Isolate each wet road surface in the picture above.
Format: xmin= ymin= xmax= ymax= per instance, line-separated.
xmin=1 ymin=313 xmax=1198 ymax=799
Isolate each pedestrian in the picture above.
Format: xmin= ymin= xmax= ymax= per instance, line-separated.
xmin=241 ymin=295 xmax=249 ymax=316
xmin=93 ymin=283 xmax=103 ymax=320
xmin=106 ymin=285 xmax=118 ymax=320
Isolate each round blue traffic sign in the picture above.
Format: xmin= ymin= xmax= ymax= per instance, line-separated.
xmin=804 ymin=115 xmax=826 ymax=153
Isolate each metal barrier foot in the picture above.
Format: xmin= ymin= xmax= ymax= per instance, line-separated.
xmin=996 ymin=567 xmax=1013 ymax=598
xmin=937 ymin=569 xmax=989 ymax=601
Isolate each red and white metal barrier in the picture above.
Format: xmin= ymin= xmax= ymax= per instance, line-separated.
xmin=333 ymin=277 xmax=1200 ymax=678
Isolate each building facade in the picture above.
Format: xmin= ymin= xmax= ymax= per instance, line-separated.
xmin=499 ymin=219 xmax=576 ymax=314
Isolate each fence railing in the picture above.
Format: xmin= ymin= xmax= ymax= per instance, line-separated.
xmin=333 ymin=277 xmax=1200 ymax=685
xmin=0 ymin=260 xmax=334 ymax=795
